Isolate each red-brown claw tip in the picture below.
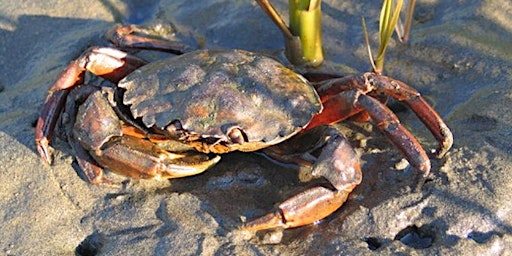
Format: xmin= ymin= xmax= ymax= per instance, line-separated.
xmin=239 ymin=211 xmax=285 ymax=232
xmin=436 ymin=122 xmax=453 ymax=158
xmin=36 ymin=138 xmax=53 ymax=165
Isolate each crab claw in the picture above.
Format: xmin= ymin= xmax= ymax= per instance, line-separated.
xmin=241 ymin=186 xmax=354 ymax=231
xmin=241 ymin=127 xmax=362 ymax=231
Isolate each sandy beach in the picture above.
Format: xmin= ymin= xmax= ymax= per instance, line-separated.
xmin=0 ymin=0 xmax=511 ymax=255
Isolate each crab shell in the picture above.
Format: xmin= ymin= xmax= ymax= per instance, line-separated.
xmin=118 ymin=49 xmax=323 ymax=153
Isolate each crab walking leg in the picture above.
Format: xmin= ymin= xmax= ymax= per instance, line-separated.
xmin=356 ymin=94 xmax=431 ymax=174
xmin=404 ymin=96 xmax=452 ymax=157
xmin=307 ymin=73 xmax=452 ymax=158
xmin=366 ymin=73 xmax=453 ymax=157
xmin=305 ymin=75 xmax=376 ymax=129
xmin=35 ymin=47 xmax=147 ymax=164
xmin=35 ymin=62 xmax=83 ymax=164
xmin=242 ymin=128 xmax=361 ymax=231
xmin=307 ymin=89 xmax=431 ymax=175
xmin=105 ymin=24 xmax=195 ymax=54
xmin=306 ymin=90 xmax=364 ymax=129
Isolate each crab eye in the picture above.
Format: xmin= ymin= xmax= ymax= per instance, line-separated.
xmin=227 ymin=127 xmax=247 ymax=144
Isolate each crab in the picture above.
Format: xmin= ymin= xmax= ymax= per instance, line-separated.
xmin=35 ymin=25 xmax=453 ymax=231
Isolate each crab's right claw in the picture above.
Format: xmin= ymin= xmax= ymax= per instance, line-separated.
xmin=242 ymin=127 xmax=361 ymax=231
xmin=241 ymin=186 xmax=354 ymax=231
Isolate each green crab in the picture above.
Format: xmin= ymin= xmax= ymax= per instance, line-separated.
xmin=35 ymin=25 xmax=452 ymax=231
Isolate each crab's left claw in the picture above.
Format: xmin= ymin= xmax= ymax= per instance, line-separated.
xmin=241 ymin=127 xmax=361 ymax=231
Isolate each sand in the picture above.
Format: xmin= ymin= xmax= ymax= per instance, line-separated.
xmin=0 ymin=0 xmax=511 ymax=255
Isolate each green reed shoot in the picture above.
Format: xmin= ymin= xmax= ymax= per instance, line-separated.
xmin=363 ymin=0 xmax=404 ymax=74
xmin=255 ymin=0 xmax=323 ymax=67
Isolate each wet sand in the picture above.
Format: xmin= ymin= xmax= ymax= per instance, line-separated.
xmin=0 ymin=0 xmax=511 ymax=255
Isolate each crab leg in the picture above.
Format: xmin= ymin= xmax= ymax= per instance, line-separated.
xmin=310 ymin=73 xmax=452 ymax=158
xmin=242 ymin=127 xmax=361 ymax=231
xmin=308 ymin=88 xmax=430 ymax=174
xmin=364 ymin=73 xmax=453 ymax=157
xmin=356 ymin=94 xmax=431 ymax=173
xmin=306 ymin=73 xmax=452 ymax=172
xmin=105 ymin=24 xmax=195 ymax=54
xmin=35 ymin=62 xmax=83 ymax=164
xmin=35 ymin=47 xmax=147 ymax=164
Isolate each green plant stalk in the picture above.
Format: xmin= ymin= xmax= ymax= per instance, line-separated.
xmin=289 ymin=0 xmax=309 ymax=35
xmin=374 ymin=0 xmax=404 ymax=74
xmin=289 ymin=0 xmax=323 ymax=66
xmin=255 ymin=0 xmax=303 ymax=64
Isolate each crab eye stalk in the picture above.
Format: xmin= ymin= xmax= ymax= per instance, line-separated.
xmin=227 ymin=127 xmax=248 ymax=144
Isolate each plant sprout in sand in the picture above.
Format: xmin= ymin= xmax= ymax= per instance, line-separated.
xmin=256 ymin=0 xmax=323 ymax=67
xmin=363 ymin=0 xmax=404 ymax=74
